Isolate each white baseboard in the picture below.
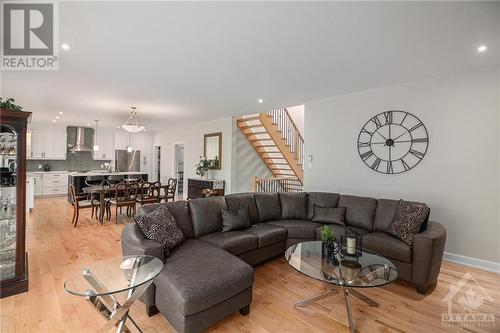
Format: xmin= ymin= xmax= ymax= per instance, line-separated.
xmin=443 ymin=252 xmax=500 ymax=274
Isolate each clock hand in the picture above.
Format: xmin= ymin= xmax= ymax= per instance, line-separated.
xmin=376 ymin=131 xmax=388 ymax=141
xmin=392 ymin=131 xmax=408 ymax=141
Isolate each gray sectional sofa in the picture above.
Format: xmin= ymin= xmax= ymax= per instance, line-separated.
xmin=121 ymin=192 xmax=447 ymax=333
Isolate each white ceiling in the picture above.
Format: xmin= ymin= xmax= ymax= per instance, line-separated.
xmin=1 ymin=1 xmax=499 ymax=131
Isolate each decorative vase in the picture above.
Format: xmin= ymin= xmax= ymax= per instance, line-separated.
xmin=322 ymin=241 xmax=339 ymax=265
xmin=202 ymin=172 xmax=208 ymax=180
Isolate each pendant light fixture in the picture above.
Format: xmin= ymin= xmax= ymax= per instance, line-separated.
xmin=122 ymin=106 xmax=145 ymax=133
xmin=126 ymin=132 xmax=133 ymax=152
xmin=93 ymin=120 xmax=99 ymax=151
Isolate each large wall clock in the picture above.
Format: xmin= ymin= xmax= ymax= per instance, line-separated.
xmin=357 ymin=111 xmax=428 ymax=174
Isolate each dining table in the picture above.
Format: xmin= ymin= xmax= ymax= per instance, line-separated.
xmin=82 ymin=184 xmax=169 ymax=225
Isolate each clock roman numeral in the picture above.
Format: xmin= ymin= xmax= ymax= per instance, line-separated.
xmin=371 ymin=158 xmax=381 ymax=170
xmin=386 ymin=161 xmax=394 ymax=174
xmin=400 ymin=112 xmax=408 ymax=125
xmin=401 ymin=158 xmax=411 ymax=171
xmin=370 ymin=116 xmax=383 ymax=129
xmin=383 ymin=111 xmax=393 ymax=124
xmin=358 ymin=141 xmax=371 ymax=148
xmin=360 ymin=150 xmax=373 ymax=161
xmin=412 ymin=137 xmax=428 ymax=143
xmin=409 ymin=149 xmax=425 ymax=159
xmin=408 ymin=122 xmax=423 ymax=132
xmin=361 ymin=128 xmax=374 ymax=136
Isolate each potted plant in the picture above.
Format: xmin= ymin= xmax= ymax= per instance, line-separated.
xmin=195 ymin=156 xmax=211 ymax=179
xmin=320 ymin=225 xmax=338 ymax=264
xmin=0 ymin=97 xmax=23 ymax=112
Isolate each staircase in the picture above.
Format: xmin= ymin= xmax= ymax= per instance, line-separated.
xmin=237 ymin=109 xmax=304 ymax=187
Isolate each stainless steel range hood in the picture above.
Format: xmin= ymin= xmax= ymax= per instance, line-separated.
xmin=68 ymin=126 xmax=92 ymax=152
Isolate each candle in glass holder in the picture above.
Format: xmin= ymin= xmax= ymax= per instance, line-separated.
xmin=346 ymin=237 xmax=356 ymax=255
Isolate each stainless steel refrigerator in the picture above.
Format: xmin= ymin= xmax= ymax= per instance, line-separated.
xmin=115 ymin=150 xmax=141 ymax=172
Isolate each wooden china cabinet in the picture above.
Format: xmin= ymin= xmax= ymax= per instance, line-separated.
xmin=0 ymin=109 xmax=31 ymax=298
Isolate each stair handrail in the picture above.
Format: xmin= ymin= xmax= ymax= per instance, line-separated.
xmin=252 ymin=176 xmax=303 ymax=193
xmin=266 ymin=108 xmax=304 ymax=168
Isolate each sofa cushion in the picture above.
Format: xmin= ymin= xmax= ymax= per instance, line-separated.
xmin=189 ymin=196 xmax=226 ymax=238
xmin=199 ymin=231 xmax=258 ymax=255
xmin=138 ymin=201 xmax=194 ymax=239
xmin=254 ymin=192 xmax=281 ymax=222
xmin=225 ymin=193 xmax=259 ymax=224
xmin=242 ymin=223 xmax=287 ymax=248
xmin=337 ymin=195 xmax=377 ymax=232
xmin=154 ymin=239 xmax=253 ymax=316
xmin=314 ymin=224 xmax=368 ymax=241
xmin=134 ymin=205 xmax=184 ymax=254
xmin=267 ymin=220 xmax=321 ymax=239
xmin=312 ymin=205 xmax=346 ymax=225
xmin=221 ymin=207 xmax=251 ymax=232
xmin=387 ymin=201 xmax=430 ymax=246
xmin=307 ymin=192 xmax=340 ymax=219
xmin=279 ymin=192 xmax=308 ymax=219
xmin=374 ymin=199 xmax=429 ymax=233
xmin=362 ymin=232 xmax=413 ymax=263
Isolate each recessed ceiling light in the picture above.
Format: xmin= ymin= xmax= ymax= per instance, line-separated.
xmin=59 ymin=111 xmax=63 ymax=115
xmin=87 ymin=123 xmax=91 ymax=126
xmin=258 ymin=99 xmax=264 ymax=103
xmin=55 ymin=116 xmax=59 ymax=119
xmin=477 ymin=45 xmax=487 ymax=53
xmin=61 ymin=43 xmax=70 ymax=51
xmin=117 ymin=126 xmax=121 ymax=129
xmin=52 ymin=119 xmax=56 ymax=123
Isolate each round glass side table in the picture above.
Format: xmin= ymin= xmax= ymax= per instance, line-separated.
xmin=64 ymin=255 xmax=163 ymax=333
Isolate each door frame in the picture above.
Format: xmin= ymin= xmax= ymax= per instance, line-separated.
xmin=172 ymin=142 xmax=184 ymax=196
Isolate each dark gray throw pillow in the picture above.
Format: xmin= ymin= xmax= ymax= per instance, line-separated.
xmin=312 ymin=205 xmax=346 ymax=225
xmin=221 ymin=207 xmax=251 ymax=232
xmin=135 ymin=205 xmax=185 ymax=253
xmin=388 ymin=200 xmax=430 ymax=246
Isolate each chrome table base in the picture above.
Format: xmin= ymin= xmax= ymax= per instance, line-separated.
xmin=83 ymin=269 xmax=151 ymax=333
xmin=294 ymin=287 xmax=379 ymax=333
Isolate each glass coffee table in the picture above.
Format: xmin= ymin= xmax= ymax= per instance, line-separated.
xmin=64 ymin=255 xmax=163 ymax=333
xmin=285 ymin=241 xmax=397 ymax=333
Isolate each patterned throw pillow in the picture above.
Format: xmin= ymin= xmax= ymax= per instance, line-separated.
xmin=221 ymin=207 xmax=251 ymax=232
xmin=134 ymin=205 xmax=184 ymax=252
xmin=388 ymin=200 xmax=430 ymax=246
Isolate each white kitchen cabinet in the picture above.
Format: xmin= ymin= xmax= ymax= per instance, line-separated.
xmin=93 ymin=133 xmax=114 ymax=160
xmin=114 ymin=131 xmax=129 ymax=150
xmin=52 ymin=130 xmax=67 ymax=159
xmin=29 ymin=129 xmax=44 ymax=159
xmin=34 ymin=172 xmax=69 ymax=196
xmin=34 ymin=174 xmax=43 ymax=195
xmin=28 ymin=129 xmax=67 ymax=160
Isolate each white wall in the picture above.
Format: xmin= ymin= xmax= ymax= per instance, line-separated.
xmin=153 ymin=117 xmax=234 ymax=197
xmin=304 ymin=66 xmax=500 ymax=264
xmin=287 ymin=104 xmax=305 ymax=134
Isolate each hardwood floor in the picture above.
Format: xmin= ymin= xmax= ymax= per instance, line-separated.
xmin=1 ymin=196 xmax=499 ymax=333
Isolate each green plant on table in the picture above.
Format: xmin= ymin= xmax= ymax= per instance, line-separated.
xmin=320 ymin=225 xmax=335 ymax=245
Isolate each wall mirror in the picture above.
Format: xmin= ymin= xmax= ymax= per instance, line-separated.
xmin=204 ymin=132 xmax=222 ymax=170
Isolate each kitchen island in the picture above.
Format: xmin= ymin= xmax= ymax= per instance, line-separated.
xmin=67 ymin=172 xmax=148 ymax=204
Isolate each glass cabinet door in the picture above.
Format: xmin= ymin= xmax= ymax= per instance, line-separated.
xmin=0 ymin=125 xmax=18 ymax=281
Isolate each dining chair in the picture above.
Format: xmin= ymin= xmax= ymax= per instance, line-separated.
xmin=136 ymin=181 xmax=161 ymax=206
xmin=105 ymin=182 xmax=138 ymax=223
xmin=84 ymin=176 xmax=106 ymax=219
xmin=161 ymin=178 xmax=177 ymax=202
xmin=69 ymin=184 xmax=99 ymax=227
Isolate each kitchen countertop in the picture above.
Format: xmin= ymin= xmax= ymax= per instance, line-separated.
xmin=68 ymin=171 xmax=148 ymax=177
xmin=31 ymin=171 xmax=70 ymax=174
